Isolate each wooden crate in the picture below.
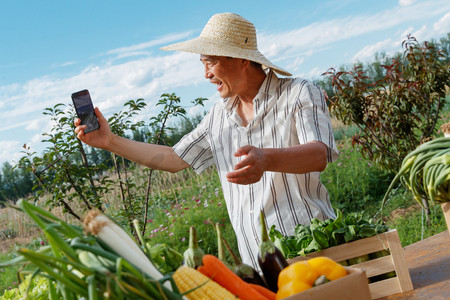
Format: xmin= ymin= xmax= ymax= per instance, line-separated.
xmin=287 ymin=229 xmax=413 ymax=299
xmin=441 ymin=202 xmax=450 ymax=233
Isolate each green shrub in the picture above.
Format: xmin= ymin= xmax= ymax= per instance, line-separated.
xmin=322 ymin=139 xmax=393 ymax=215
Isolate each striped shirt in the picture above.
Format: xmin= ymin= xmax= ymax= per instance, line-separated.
xmin=173 ymin=70 xmax=339 ymax=269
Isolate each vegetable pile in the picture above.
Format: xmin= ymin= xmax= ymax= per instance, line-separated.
xmin=1 ymin=200 xmax=181 ymax=300
xmin=269 ymin=210 xmax=389 ymax=259
xmin=382 ymin=136 xmax=450 ymax=207
xmin=1 ymin=201 xmax=280 ymax=299
xmin=1 ymin=201 xmax=383 ymax=299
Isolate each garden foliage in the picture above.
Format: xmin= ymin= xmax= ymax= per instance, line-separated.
xmin=323 ymin=35 xmax=450 ymax=172
xmin=16 ymin=93 xmax=206 ymax=235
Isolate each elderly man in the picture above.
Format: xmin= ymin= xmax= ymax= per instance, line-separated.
xmin=75 ymin=12 xmax=338 ymax=269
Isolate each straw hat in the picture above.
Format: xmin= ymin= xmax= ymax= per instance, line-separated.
xmin=160 ymin=13 xmax=292 ymax=77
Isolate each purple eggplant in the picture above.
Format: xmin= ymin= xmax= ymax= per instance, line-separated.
xmin=258 ymin=210 xmax=289 ymax=292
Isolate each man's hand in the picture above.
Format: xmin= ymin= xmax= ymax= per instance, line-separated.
xmin=74 ymin=107 xmax=112 ymax=150
xmin=226 ymin=145 xmax=269 ymax=185
xmin=226 ymin=142 xmax=329 ymax=185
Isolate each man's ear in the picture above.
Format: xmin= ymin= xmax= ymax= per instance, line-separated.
xmin=241 ymin=59 xmax=251 ymax=69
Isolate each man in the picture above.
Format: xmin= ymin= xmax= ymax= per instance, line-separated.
xmin=75 ymin=12 xmax=338 ymax=269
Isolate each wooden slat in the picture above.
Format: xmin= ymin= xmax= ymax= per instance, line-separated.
xmin=353 ymin=255 xmax=394 ymax=277
xmin=385 ymin=229 xmax=414 ymax=292
xmin=369 ymin=277 xmax=401 ymax=299
xmin=441 ymin=202 xmax=450 ymax=233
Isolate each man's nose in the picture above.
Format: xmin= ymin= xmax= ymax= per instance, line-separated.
xmin=204 ymin=67 xmax=212 ymax=79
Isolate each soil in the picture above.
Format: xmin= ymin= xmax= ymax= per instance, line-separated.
xmin=389 ymin=203 xmax=422 ymax=219
xmin=0 ymin=232 xmax=40 ymax=254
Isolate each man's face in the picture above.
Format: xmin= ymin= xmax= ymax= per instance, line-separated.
xmin=200 ymin=55 xmax=244 ymax=98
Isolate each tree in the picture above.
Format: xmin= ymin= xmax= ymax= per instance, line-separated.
xmin=17 ymin=93 xmax=207 ymax=238
xmin=169 ymin=112 xmax=206 ymax=145
xmin=324 ymin=35 xmax=450 ymax=172
xmin=438 ymin=33 xmax=450 ymax=64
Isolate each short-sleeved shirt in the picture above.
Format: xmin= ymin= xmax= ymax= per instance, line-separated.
xmin=173 ymin=70 xmax=339 ymax=269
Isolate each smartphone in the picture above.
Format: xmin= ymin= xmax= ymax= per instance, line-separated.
xmin=71 ymin=89 xmax=99 ymax=133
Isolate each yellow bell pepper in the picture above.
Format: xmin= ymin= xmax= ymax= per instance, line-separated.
xmin=276 ymin=261 xmax=316 ymax=299
xmin=276 ymin=280 xmax=311 ymax=300
xmin=278 ymin=261 xmax=318 ymax=288
xmin=307 ymin=256 xmax=347 ymax=281
xmin=276 ymin=257 xmax=347 ymax=300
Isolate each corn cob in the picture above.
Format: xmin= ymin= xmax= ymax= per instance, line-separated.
xmin=173 ymin=265 xmax=238 ymax=299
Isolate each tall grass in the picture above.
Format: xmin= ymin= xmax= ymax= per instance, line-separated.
xmin=141 ymin=168 xmax=236 ymax=256
xmin=0 ymin=206 xmax=38 ymax=242
xmin=321 ymin=139 xmax=393 ymax=215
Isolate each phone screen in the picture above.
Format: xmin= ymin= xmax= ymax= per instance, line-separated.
xmin=71 ymin=89 xmax=99 ymax=133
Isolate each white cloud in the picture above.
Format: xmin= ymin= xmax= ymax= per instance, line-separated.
xmin=0 ymin=141 xmax=22 ymax=166
xmin=411 ymin=25 xmax=430 ymax=41
xmin=352 ymin=38 xmax=396 ymax=62
xmin=0 ymin=51 xmax=204 ymax=134
xmin=25 ymin=117 xmax=51 ymax=132
xmin=434 ymin=12 xmax=450 ymax=34
xmin=60 ymin=61 xmax=76 ymax=67
xmin=105 ymin=31 xmax=194 ymax=58
xmin=30 ymin=133 xmax=44 ymax=144
xmin=258 ymin=0 xmax=450 ymax=73
xmin=0 ymin=120 xmax=34 ymax=132
xmin=285 ymin=57 xmax=305 ymax=74
xmin=256 ymin=0 xmax=450 ymax=71
xmin=399 ymin=0 xmax=417 ymax=6
xmin=308 ymin=67 xmax=324 ymax=79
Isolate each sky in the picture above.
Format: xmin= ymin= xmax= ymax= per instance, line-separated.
xmin=1 ymin=0 xmax=449 ymax=166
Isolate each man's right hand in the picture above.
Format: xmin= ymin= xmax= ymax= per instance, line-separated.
xmin=74 ymin=107 xmax=112 ymax=150
xmin=74 ymin=107 xmax=190 ymax=173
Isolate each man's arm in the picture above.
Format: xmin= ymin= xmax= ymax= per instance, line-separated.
xmin=226 ymin=141 xmax=328 ymax=185
xmin=75 ymin=107 xmax=190 ymax=173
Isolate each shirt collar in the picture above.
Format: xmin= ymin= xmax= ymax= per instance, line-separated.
xmin=256 ymin=69 xmax=279 ymax=100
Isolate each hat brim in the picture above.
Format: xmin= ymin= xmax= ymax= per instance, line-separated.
xmin=161 ymin=37 xmax=292 ymax=77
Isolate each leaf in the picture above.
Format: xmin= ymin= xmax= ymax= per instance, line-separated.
xmin=344 ymin=225 xmax=357 ymax=243
xmin=312 ymin=229 xmax=329 ymax=249
xmin=358 ymin=225 xmax=377 ymax=238
xmin=294 ymin=224 xmax=311 ymax=240
xmin=268 ymin=225 xmax=283 ymax=241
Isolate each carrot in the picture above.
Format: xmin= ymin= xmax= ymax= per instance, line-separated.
xmin=201 ymin=254 xmax=268 ymax=300
xmin=249 ymin=283 xmax=276 ymax=300
xmin=197 ymin=265 xmax=211 ymax=277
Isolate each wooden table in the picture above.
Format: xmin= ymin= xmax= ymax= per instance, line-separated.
xmin=379 ymin=230 xmax=449 ymax=299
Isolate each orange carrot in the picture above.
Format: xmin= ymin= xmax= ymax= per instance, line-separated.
xmin=249 ymin=283 xmax=276 ymax=300
xmin=197 ymin=265 xmax=211 ymax=277
xmin=201 ymin=254 xmax=268 ymax=300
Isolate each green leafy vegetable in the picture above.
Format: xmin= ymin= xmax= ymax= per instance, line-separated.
xmin=269 ymin=210 xmax=388 ymax=258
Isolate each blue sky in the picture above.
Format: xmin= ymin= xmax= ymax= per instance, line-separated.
xmin=1 ymin=0 xmax=449 ymax=166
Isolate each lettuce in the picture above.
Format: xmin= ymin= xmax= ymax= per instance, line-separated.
xmin=268 ymin=210 xmax=389 ymax=258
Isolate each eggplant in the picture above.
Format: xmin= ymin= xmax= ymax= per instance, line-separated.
xmin=183 ymin=226 xmax=204 ymax=268
xmin=258 ymin=210 xmax=289 ymax=292
xmin=222 ymin=230 xmax=267 ymax=287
